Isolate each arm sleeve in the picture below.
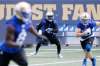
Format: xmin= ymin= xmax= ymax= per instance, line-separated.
xmin=76 ymin=22 xmax=81 ymax=28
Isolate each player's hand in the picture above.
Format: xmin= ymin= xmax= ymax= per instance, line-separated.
xmin=37 ymin=35 xmax=48 ymax=41
xmin=46 ymin=28 xmax=53 ymax=33
xmin=38 ymin=30 xmax=42 ymax=35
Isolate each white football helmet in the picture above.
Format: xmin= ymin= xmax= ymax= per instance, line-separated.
xmin=14 ymin=2 xmax=32 ymax=23
xmin=46 ymin=11 xmax=54 ymax=22
xmin=80 ymin=12 xmax=91 ymax=25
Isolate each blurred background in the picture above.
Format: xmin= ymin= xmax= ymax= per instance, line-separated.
xmin=0 ymin=0 xmax=100 ymax=66
xmin=0 ymin=0 xmax=100 ymax=46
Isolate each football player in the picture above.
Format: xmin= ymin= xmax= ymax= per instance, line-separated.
xmin=34 ymin=11 xmax=63 ymax=58
xmin=76 ymin=12 xmax=100 ymax=66
xmin=0 ymin=2 xmax=46 ymax=66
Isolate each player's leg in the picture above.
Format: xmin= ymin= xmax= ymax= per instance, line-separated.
xmin=85 ymin=46 xmax=96 ymax=66
xmin=82 ymin=37 xmax=96 ymax=66
xmin=34 ymin=33 xmax=49 ymax=55
xmin=49 ymin=35 xmax=62 ymax=58
xmin=83 ymin=51 xmax=92 ymax=66
xmin=84 ymin=51 xmax=96 ymax=66
xmin=86 ymin=37 xmax=96 ymax=66
xmin=81 ymin=41 xmax=88 ymax=66
xmin=12 ymin=50 xmax=28 ymax=66
xmin=91 ymin=57 xmax=96 ymax=66
xmin=55 ymin=40 xmax=61 ymax=56
xmin=82 ymin=43 xmax=93 ymax=66
xmin=0 ymin=50 xmax=10 ymax=66
xmin=85 ymin=52 xmax=96 ymax=66
xmin=55 ymin=41 xmax=63 ymax=58
xmin=34 ymin=42 xmax=42 ymax=55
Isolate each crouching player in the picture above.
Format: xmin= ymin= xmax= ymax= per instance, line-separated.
xmin=0 ymin=2 xmax=46 ymax=66
xmin=76 ymin=12 xmax=100 ymax=66
xmin=34 ymin=11 xmax=63 ymax=58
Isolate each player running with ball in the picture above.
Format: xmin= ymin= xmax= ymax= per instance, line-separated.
xmin=76 ymin=12 xmax=100 ymax=66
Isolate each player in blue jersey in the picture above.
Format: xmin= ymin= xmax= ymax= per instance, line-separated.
xmin=0 ymin=2 xmax=46 ymax=66
xmin=76 ymin=12 xmax=100 ymax=66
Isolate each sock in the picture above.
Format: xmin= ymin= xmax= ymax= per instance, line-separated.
xmin=91 ymin=57 xmax=96 ymax=66
xmin=82 ymin=58 xmax=87 ymax=66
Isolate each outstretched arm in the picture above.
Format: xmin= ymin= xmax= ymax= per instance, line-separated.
xmin=29 ymin=24 xmax=47 ymax=40
xmin=6 ymin=25 xmax=21 ymax=47
xmin=29 ymin=24 xmax=41 ymax=37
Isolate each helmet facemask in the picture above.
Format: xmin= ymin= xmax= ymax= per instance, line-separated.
xmin=81 ymin=19 xmax=89 ymax=26
xmin=80 ymin=12 xmax=91 ymax=26
xmin=46 ymin=11 xmax=54 ymax=22
xmin=47 ymin=15 xmax=54 ymax=22
xmin=20 ymin=10 xmax=32 ymax=23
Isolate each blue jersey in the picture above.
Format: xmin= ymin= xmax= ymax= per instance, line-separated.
xmin=0 ymin=16 xmax=31 ymax=53
xmin=77 ymin=20 xmax=96 ymax=41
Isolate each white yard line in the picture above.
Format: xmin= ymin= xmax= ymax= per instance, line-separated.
xmin=96 ymin=56 xmax=100 ymax=58
xmin=11 ymin=58 xmax=100 ymax=66
xmin=11 ymin=48 xmax=100 ymax=66
xmin=25 ymin=48 xmax=100 ymax=51
xmin=25 ymin=48 xmax=100 ymax=50
xmin=32 ymin=60 xmax=82 ymax=66
xmin=25 ymin=49 xmax=100 ymax=56
xmin=26 ymin=51 xmax=81 ymax=57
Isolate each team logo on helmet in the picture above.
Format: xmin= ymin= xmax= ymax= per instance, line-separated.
xmin=80 ymin=12 xmax=91 ymax=25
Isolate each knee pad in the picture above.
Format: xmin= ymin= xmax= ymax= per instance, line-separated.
xmin=85 ymin=43 xmax=92 ymax=52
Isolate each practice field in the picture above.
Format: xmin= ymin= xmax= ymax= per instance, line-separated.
xmin=10 ymin=45 xmax=100 ymax=66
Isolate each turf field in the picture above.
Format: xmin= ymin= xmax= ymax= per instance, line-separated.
xmin=10 ymin=45 xmax=100 ymax=66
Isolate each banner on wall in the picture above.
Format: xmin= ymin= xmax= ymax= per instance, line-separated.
xmin=0 ymin=0 xmax=100 ymax=44
xmin=0 ymin=0 xmax=100 ymax=22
